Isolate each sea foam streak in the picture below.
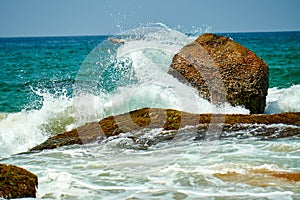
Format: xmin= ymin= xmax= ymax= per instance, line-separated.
xmin=0 ymin=26 xmax=299 ymax=158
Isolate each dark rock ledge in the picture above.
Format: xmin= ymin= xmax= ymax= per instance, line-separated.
xmin=30 ymin=108 xmax=300 ymax=151
xmin=0 ymin=164 xmax=38 ymax=199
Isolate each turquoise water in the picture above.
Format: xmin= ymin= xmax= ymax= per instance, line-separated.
xmin=0 ymin=31 xmax=299 ymax=113
xmin=0 ymin=27 xmax=299 ymax=199
xmin=0 ymin=36 xmax=105 ymax=112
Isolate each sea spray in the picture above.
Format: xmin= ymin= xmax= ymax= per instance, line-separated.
xmin=0 ymin=25 xmax=299 ymax=160
xmin=0 ymin=88 xmax=75 ymax=158
xmin=0 ymin=28 xmax=299 ymax=199
xmin=266 ymin=85 xmax=300 ymax=113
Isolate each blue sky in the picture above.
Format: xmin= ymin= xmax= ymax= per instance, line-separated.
xmin=0 ymin=0 xmax=299 ymax=37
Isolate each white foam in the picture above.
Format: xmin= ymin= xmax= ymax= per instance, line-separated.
xmin=0 ymin=89 xmax=74 ymax=158
xmin=6 ymin=26 xmax=300 ymax=159
xmin=265 ymin=85 xmax=300 ymax=113
xmin=0 ymin=26 xmax=250 ymax=158
xmin=37 ymin=169 xmax=74 ymax=199
xmin=112 ymin=27 xmax=249 ymax=115
xmin=177 ymin=190 xmax=294 ymax=199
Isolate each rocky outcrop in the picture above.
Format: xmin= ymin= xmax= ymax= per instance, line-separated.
xmin=0 ymin=164 xmax=38 ymax=199
xmin=30 ymin=108 xmax=300 ymax=151
xmin=169 ymin=33 xmax=269 ymax=114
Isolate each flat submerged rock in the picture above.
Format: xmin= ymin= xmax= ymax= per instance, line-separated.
xmin=30 ymin=108 xmax=300 ymax=152
xmin=214 ymin=168 xmax=300 ymax=187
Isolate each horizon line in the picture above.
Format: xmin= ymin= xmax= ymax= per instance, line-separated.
xmin=1 ymin=29 xmax=300 ymax=39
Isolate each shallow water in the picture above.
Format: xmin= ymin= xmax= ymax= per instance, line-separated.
xmin=2 ymin=136 xmax=299 ymax=199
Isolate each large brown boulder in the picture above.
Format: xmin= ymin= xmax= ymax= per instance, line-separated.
xmin=169 ymin=33 xmax=269 ymax=114
xmin=0 ymin=164 xmax=38 ymax=199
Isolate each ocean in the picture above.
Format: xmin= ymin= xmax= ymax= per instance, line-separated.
xmin=0 ymin=25 xmax=299 ymax=199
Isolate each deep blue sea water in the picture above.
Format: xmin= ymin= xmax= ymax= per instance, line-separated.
xmin=0 ymin=27 xmax=299 ymax=199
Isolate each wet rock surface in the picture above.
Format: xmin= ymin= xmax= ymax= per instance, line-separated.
xmin=0 ymin=164 xmax=38 ymax=199
xmin=169 ymin=33 xmax=269 ymax=114
xmin=30 ymin=108 xmax=300 ymax=151
xmin=214 ymin=168 xmax=300 ymax=187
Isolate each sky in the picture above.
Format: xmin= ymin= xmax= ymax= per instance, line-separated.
xmin=0 ymin=0 xmax=300 ymax=37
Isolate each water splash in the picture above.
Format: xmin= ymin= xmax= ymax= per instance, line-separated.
xmin=266 ymin=85 xmax=300 ymax=113
xmin=1 ymin=25 xmax=298 ymax=158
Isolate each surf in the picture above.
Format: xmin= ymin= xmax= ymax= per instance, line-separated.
xmin=0 ymin=25 xmax=299 ymax=159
